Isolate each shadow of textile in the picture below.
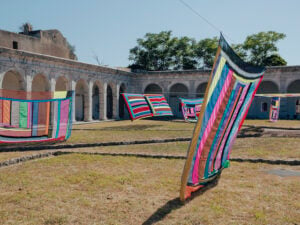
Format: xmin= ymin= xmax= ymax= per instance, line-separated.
xmin=142 ymin=175 xmax=220 ymax=225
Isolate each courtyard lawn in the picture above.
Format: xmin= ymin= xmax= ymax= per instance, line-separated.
xmin=243 ymin=119 xmax=300 ymax=128
xmin=69 ymin=120 xmax=194 ymax=144
xmin=0 ymin=154 xmax=299 ymax=225
xmin=69 ymin=119 xmax=300 ymax=144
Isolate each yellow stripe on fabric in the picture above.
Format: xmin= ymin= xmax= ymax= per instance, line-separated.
xmin=206 ymin=57 xmax=226 ymax=105
xmin=232 ymin=72 xmax=261 ymax=83
xmin=53 ymin=91 xmax=67 ymax=99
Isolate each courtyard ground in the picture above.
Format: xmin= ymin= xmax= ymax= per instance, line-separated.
xmin=0 ymin=119 xmax=299 ymax=224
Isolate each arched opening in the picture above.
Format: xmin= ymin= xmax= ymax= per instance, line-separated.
xmin=2 ymin=70 xmax=25 ymax=90
xmin=55 ymin=76 xmax=68 ymax=91
xmin=196 ymin=82 xmax=208 ymax=97
xmin=169 ymin=83 xmax=188 ymax=118
xmin=75 ymin=80 xmax=88 ymax=121
xmin=261 ymin=102 xmax=268 ymax=112
xmin=32 ymin=74 xmax=50 ymax=92
xmin=92 ymin=84 xmax=100 ymax=120
xmin=257 ymin=81 xmax=279 ymax=94
xmin=287 ymin=80 xmax=300 ymax=93
xmin=119 ymin=84 xmax=126 ymax=119
xmin=107 ymin=84 xmax=113 ymax=119
xmin=144 ymin=83 xmax=162 ymax=94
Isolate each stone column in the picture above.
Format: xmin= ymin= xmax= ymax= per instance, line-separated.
xmin=100 ymin=83 xmax=107 ymax=120
xmin=50 ymin=77 xmax=56 ymax=92
xmin=71 ymin=80 xmax=76 ymax=122
xmin=86 ymin=80 xmax=93 ymax=122
xmin=189 ymin=80 xmax=196 ymax=98
xmin=26 ymin=75 xmax=32 ymax=99
xmin=113 ymin=84 xmax=120 ymax=120
xmin=25 ymin=75 xmax=32 ymax=92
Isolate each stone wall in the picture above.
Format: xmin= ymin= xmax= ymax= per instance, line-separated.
xmin=0 ymin=46 xmax=300 ymax=121
xmin=0 ymin=30 xmax=76 ymax=60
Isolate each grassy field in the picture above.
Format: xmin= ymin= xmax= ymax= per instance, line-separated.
xmin=243 ymin=119 xmax=300 ymax=128
xmin=0 ymin=119 xmax=299 ymax=224
xmin=0 ymin=154 xmax=299 ymax=225
xmin=68 ymin=119 xmax=300 ymax=144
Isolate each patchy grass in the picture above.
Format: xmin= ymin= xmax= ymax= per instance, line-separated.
xmin=244 ymin=119 xmax=300 ymax=128
xmin=61 ymin=136 xmax=300 ymax=160
xmin=0 ymin=154 xmax=299 ymax=225
xmin=1 ymin=137 xmax=300 ymax=164
xmin=69 ymin=120 xmax=194 ymax=144
xmin=232 ymin=137 xmax=300 ymax=159
xmin=69 ymin=119 xmax=300 ymax=144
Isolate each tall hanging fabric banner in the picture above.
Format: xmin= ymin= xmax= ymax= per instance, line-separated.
xmin=180 ymin=34 xmax=265 ymax=202
xmin=269 ymin=97 xmax=280 ymax=122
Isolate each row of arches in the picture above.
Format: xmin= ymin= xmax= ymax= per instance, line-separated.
xmin=1 ymin=70 xmax=128 ymax=121
xmin=2 ymin=70 xmax=300 ymax=120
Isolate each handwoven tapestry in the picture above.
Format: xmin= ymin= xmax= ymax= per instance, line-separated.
xmin=144 ymin=94 xmax=173 ymax=116
xmin=180 ymin=34 xmax=265 ymax=202
xmin=180 ymin=98 xmax=203 ymax=122
xmin=269 ymin=97 xmax=280 ymax=122
xmin=122 ymin=93 xmax=152 ymax=120
xmin=0 ymin=90 xmax=73 ymax=144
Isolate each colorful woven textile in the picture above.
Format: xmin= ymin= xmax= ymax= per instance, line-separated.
xmin=180 ymin=34 xmax=265 ymax=202
xmin=0 ymin=90 xmax=73 ymax=144
xmin=145 ymin=94 xmax=173 ymax=116
xmin=122 ymin=93 xmax=152 ymax=120
xmin=180 ymin=98 xmax=203 ymax=122
xmin=269 ymin=97 xmax=280 ymax=122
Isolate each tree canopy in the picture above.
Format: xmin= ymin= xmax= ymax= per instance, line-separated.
xmin=129 ymin=31 xmax=287 ymax=71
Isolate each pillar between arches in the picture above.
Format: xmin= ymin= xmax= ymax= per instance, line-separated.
xmin=100 ymin=83 xmax=107 ymax=120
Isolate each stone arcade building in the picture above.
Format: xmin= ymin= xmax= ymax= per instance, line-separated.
xmin=0 ymin=29 xmax=300 ymax=122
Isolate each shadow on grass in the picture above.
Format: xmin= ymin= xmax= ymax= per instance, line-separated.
xmin=142 ymin=175 xmax=220 ymax=225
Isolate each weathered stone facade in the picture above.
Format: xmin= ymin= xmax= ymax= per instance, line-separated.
xmin=0 ymin=37 xmax=300 ymax=121
xmin=0 ymin=29 xmax=76 ymax=60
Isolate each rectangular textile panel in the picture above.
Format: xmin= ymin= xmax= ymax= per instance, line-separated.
xmin=180 ymin=98 xmax=203 ymax=122
xmin=2 ymin=100 xmax=11 ymax=126
xmin=144 ymin=94 xmax=173 ymax=116
xmin=57 ymin=99 xmax=70 ymax=138
xmin=31 ymin=102 xmax=39 ymax=136
xmin=122 ymin=93 xmax=152 ymax=120
xmin=11 ymin=101 xmax=20 ymax=127
xmin=19 ymin=102 xmax=28 ymax=128
xmin=0 ymin=100 xmax=2 ymax=124
xmin=269 ymin=97 xmax=280 ymax=122
xmin=180 ymin=34 xmax=265 ymax=202
xmin=37 ymin=102 xmax=50 ymax=136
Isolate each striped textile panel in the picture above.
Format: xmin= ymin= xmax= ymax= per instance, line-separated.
xmin=0 ymin=90 xmax=74 ymax=144
xmin=269 ymin=97 xmax=280 ymax=122
xmin=2 ymin=100 xmax=11 ymax=126
xmin=144 ymin=94 xmax=173 ymax=116
xmin=180 ymin=98 xmax=203 ymax=122
xmin=122 ymin=93 xmax=153 ymax=120
xmin=180 ymin=34 xmax=265 ymax=202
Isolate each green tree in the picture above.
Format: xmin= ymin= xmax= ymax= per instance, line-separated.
xmin=195 ymin=37 xmax=218 ymax=68
xmin=242 ymin=31 xmax=286 ymax=66
xmin=129 ymin=31 xmax=174 ymax=71
xmin=171 ymin=36 xmax=198 ymax=70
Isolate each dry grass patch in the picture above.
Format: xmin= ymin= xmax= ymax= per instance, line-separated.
xmin=232 ymin=137 xmax=300 ymax=160
xmin=0 ymin=154 xmax=299 ymax=225
xmin=244 ymin=119 xmax=300 ymax=128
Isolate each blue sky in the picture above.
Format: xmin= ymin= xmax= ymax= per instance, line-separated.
xmin=1 ymin=0 xmax=299 ymax=67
